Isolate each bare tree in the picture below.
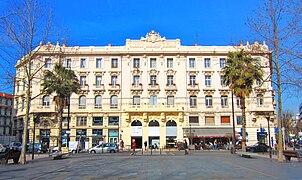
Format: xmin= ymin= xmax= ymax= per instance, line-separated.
xmin=247 ymin=0 xmax=302 ymax=162
xmin=0 ymin=0 xmax=57 ymax=164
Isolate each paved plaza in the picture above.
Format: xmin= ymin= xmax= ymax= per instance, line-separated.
xmin=0 ymin=150 xmax=301 ymax=180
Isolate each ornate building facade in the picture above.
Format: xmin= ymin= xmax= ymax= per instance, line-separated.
xmin=14 ymin=31 xmax=275 ymax=149
xmin=0 ymin=92 xmax=14 ymax=142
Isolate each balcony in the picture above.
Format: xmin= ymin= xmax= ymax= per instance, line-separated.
xmin=131 ymin=83 xmax=143 ymax=94
xmin=108 ymin=84 xmax=121 ymax=95
xmin=92 ymin=84 xmax=105 ymax=95
xmin=187 ymin=83 xmax=200 ymax=94
xmin=147 ymin=84 xmax=160 ymax=94
xmin=79 ymin=84 xmax=89 ymax=94
xmin=165 ymin=84 xmax=177 ymax=94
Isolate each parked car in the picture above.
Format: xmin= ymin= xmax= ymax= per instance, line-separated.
xmin=26 ymin=143 xmax=48 ymax=153
xmin=89 ymin=143 xmax=117 ymax=153
xmin=0 ymin=144 xmax=6 ymax=153
xmin=294 ymin=140 xmax=302 ymax=149
xmin=9 ymin=142 xmax=22 ymax=151
xmin=246 ymin=142 xmax=269 ymax=152
xmin=52 ymin=141 xmax=80 ymax=153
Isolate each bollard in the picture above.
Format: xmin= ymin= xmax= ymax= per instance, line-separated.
xmin=160 ymin=148 xmax=162 ymax=155
xmin=142 ymin=148 xmax=143 ymax=155
xmin=151 ymin=147 xmax=153 ymax=155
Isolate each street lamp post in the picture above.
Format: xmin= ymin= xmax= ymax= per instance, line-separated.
xmin=265 ymin=114 xmax=272 ymax=158
xmin=31 ymin=115 xmax=36 ymax=160
xmin=231 ymin=91 xmax=236 ymax=154
xmin=67 ymin=97 xmax=70 ymax=149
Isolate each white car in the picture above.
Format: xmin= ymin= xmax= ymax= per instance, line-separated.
xmin=89 ymin=143 xmax=117 ymax=153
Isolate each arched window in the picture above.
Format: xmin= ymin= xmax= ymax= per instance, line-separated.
xmin=110 ymin=95 xmax=118 ymax=108
xmin=166 ymin=120 xmax=177 ymax=126
xmin=190 ymin=95 xmax=197 ymax=108
xmin=95 ymin=95 xmax=102 ymax=108
xmin=42 ymin=95 xmax=50 ymax=106
xmin=131 ymin=120 xmax=142 ymax=126
xmin=79 ymin=95 xmax=86 ymax=109
xmin=149 ymin=120 xmax=159 ymax=127
xmin=256 ymin=94 xmax=264 ymax=107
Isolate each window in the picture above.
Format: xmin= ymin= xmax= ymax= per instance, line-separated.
xmin=111 ymin=58 xmax=118 ymax=68
xmin=205 ymin=75 xmax=211 ymax=87
xmin=221 ymin=96 xmax=228 ymax=108
xmin=150 ymin=75 xmax=157 ymax=86
xmin=64 ymin=59 xmax=72 ymax=69
xmin=96 ymin=58 xmax=102 ymax=68
xmin=189 ymin=116 xmax=199 ymax=124
xmin=167 ymin=95 xmax=174 ymax=106
xmin=111 ymin=76 xmax=117 ymax=86
xmin=189 ymin=58 xmax=195 ymax=68
xmin=133 ymin=58 xmax=140 ymax=68
xmin=220 ymin=58 xmax=226 ymax=68
xmin=76 ymin=117 xmax=87 ymax=126
xmin=94 ymin=96 xmax=102 ymax=108
xmin=257 ymin=94 xmax=264 ymax=107
xmin=189 ymin=75 xmax=196 ymax=85
xmin=22 ymin=99 xmax=25 ymax=110
xmin=221 ymin=116 xmax=230 ymax=124
xmin=95 ymin=76 xmax=102 ymax=87
xmin=205 ymin=96 xmax=213 ymax=107
xmin=256 ymin=79 xmax=261 ymax=86
xmin=205 ymin=116 xmax=215 ymax=124
xmin=80 ymin=58 xmax=87 ymax=68
xmin=133 ymin=75 xmax=140 ymax=86
xmin=150 ymin=95 xmax=157 ymax=106
xmin=150 ymin=58 xmax=157 ymax=68
xmin=167 ymin=58 xmax=173 ymax=68
xmin=221 ymin=75 xmax=227 ymax=87
xmin=190 ymin=96 xmax=197 ymax=108
xmin=204 ymin=58 xmax=211 ymax=68
xmin=236 ymin=98 xmax=241 ymax=108
xmin=45 ymin=59 xmax=52 ymax=68
xmin=110 ymin=95 xmax=118 ymax=108
xmin=167 ymin=75 xmax=174 ymax=86
xmin=236 ymin=116 xmax=242 ymax=125
xmin=133 ymin=96 xmax=140 ymax=106
xmin=79 ymin=95 xmax=86 ymax=109
xmin=76 ymin=129 xmax=86 ymax=137
xmin=93 ymin=117 xmax=103 ymax=126
xmin=42 ymin=96 xmax=50 ymax=106
xmin=109 ymin=116 xmax=119 ymax=126
xmin=80 ymin=76 xmax=86 ymax=88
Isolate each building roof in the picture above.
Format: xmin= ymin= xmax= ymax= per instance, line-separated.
xmin=0 ymin=92 xmax=13 ymax=99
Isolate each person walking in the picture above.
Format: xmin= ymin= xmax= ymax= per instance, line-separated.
xmin=144 ymin=141 xmax=147 ymax=151
xmin=131 ymin=139 xmax=136 ymax=155
xmin=184 ymin=139 xmax=188 ymax=155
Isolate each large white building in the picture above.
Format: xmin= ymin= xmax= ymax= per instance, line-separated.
xmin=14 ymin=31 xmax=276 ymax=149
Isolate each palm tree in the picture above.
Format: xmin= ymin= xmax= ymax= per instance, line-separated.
xmin=42 ymin=63 xmax=80 ymax=151
xmin=222 ymin=50 xmax=263 ymax=152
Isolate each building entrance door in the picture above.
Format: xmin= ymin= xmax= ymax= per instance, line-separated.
xmin=109 ymin=137 xmax=118 ymax=143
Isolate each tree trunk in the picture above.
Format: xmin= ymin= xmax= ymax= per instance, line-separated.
xmin=57 ymin=98 xmax=63 ymax=152
xmin=20 ymin=71 xmax=31 ymax=164
xmin=241 ymin=97 xmax=247 ymax=152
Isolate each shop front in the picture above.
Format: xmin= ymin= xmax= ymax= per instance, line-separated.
xmin=131 ymin=120 xmax=142 ymax=148
xmin=166 ymin=120 xmax=177 ymax=148
xmin=148 ymin=120 xmax=160 ymax=149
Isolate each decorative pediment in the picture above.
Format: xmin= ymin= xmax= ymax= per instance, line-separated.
xmin=254 ymin=87 xmax=267 ymax=93
xmin=131 ymin=90 xmax=143 ymax=95
xmin=141 ymin=30 xmax=166 ymax=43
xmin=165 ymin=69 xmax=176 ymax=75
xmin=187 ymin=69 xmax=199 ymax=75
xmin=93 ymin=71 xmax=105 ymax=76
xmin=132 ymin=68 xmax=142 ymax=75
xmin=188 ymin=90 xmax=199 ymax=96
xmin=93 ymin=89 xmax=105 ymax=95
xmin=78 ymin=89 xmax=89 ymax=95
xmin=165 ymin=89 xmax=177 ymax=95
xmin=244 ymin=41 xmax=269 ymax=53
xmin=148 ymin=69 xmax=159 ymax=75
xmin=109 ymin=70 xmax=121 ymax=76
xmin=78 ymin=71 xmax=90 ymax=76
xmin=109 ymin=89 xmax=121 ymax=95
xmin=148 ymin=90 xmax=160 ymax=95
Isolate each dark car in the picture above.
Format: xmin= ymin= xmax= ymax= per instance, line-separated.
xmin=246 ymin=142 xmax=269 ymax=152
xmin=294 ymin=140 xmax=302 ymax=149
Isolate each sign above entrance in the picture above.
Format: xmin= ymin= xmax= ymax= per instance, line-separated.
xmin=131 ymin=126 xmax=142 ymax=136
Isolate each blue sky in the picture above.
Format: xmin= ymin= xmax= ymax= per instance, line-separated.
xmin=1 ymin=0 xmax=301 ymax=113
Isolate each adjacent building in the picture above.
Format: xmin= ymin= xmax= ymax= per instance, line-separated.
xmin=0 ymin=92 xmax=14 ymax=143
xmin=14 ymin=31 xmax=276 ymax=149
